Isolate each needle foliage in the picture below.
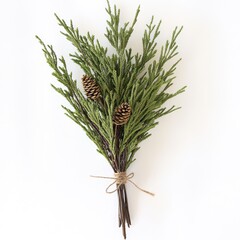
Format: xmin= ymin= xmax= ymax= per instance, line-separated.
xmin=36 ymin=0 xmax=185 ymax=169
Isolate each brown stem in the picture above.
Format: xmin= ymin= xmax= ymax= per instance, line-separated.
xmin=118 ymin=186 xmax=126 ymax=238
xmin=117 ymin=184 xmax=131 ymax=239
xmin=123 ymin=185 xmax=131 ymax=227
xmin=114 ymin=125 xmax=120 ymax=170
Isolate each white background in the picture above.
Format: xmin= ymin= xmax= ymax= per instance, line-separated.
xmin=0 ymin=0 xmax=240 ymax=239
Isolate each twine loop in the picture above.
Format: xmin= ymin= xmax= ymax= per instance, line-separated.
xmin=91 ymin=172 xmax=154 ymax=196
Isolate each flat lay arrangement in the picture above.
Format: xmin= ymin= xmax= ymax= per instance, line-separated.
xmin=36 ymin=1 xmax=185 ymax=238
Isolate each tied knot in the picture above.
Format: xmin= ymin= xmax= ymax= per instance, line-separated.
xmin=91 ymin=172 xmax=154 ymax=196
xmin=114 ymin=172 xmax=133 ymax=185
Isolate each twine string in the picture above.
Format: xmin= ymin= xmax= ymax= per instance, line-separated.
xmin=90 ymin=172 xmax=155 ymax=196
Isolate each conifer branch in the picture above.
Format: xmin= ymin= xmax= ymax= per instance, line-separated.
xmin=36 ymin=1 xmax=185 ymax=238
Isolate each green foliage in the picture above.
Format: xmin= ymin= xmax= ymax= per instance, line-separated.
xmin=36 ymin=0 xmax=185 ymax=169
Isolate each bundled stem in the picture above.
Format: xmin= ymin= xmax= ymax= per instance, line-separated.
xmin=113 ymin=124 xmax=130 ymax=238
xmin=117 ymin=185 xmax=130 ymax=238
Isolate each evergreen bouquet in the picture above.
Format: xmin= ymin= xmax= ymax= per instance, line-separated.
xmin=36 ymin=1 xmax=185 ymax=238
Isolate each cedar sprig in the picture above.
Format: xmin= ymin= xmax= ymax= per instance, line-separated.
xmin=36 ymin=0 xmax=185 ymax=238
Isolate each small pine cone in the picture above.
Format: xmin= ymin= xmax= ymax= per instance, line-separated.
xmin=82 ymin=75 xmax=100 ymax=100
xmin=113 ymin=103 xmax=131 ymax=125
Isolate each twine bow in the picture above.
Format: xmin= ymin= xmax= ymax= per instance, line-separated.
xmin=91 ymin=172 xmax=155 ymax=196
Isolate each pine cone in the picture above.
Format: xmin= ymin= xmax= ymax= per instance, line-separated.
xmin=82 ymin=75 xmax=100 ymax=100
xmin=113 ymin=103 xmax=131 ymax=125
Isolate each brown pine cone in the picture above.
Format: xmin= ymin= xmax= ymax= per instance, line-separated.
xmin=113 ymin=103 xmax=131 ymax=125
xmin=82 ymin=75 xmax=100 ymax=100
